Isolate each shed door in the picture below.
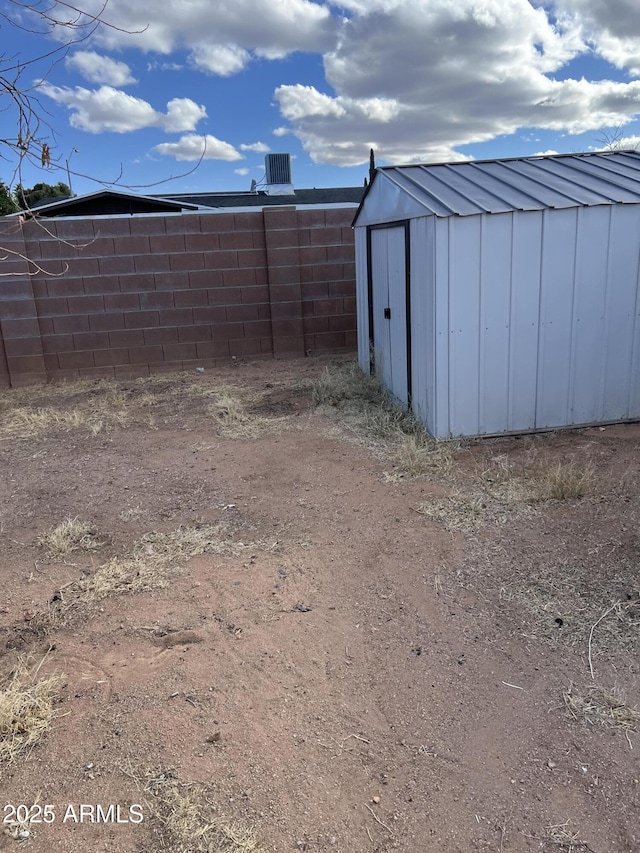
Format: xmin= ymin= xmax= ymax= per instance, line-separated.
xmin=370 ymin=225 xmax=410 ymax=407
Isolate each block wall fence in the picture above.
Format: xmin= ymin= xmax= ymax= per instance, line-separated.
xmin=0 ymin=207 xmax=357 ymax=387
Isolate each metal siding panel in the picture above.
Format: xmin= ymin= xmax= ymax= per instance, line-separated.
xmin=370 ymin=226 xmax=408 ymax=406
xmin=387 ymin=227 xmax=409 ymax=405
xmin=478 ymin=214 xmax=513 ymax=434
xmin=409 ymin=218 xmax=431 ymax=430
xmin=370 ymin=229 xmax=392 ymax=390
xmin=433 ymin=218 xmax=451 ymax=438
xmin=602 ymin=205 xmax=640 ymax=418
xmin=569 ymin=207 xmax=610 ymax=424
xmin=629 ymin=296 xmax=640 ymax=417
xmin=508 ymin=212 xmax=542 ymax=431
xmin=536 ymin=208 xmax=578 ymax=428
xmin=448 ymin=216 xmax=481 ymax=436
xmin=355 ymin=228 xmax=370 ymax=371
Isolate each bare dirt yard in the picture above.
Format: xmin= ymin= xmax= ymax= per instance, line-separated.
xmin=0 ymin=355 xmax=638 ymax=853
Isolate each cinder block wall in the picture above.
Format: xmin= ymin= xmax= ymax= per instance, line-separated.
xmin=0 ymin=207 xmax=356 ymax=386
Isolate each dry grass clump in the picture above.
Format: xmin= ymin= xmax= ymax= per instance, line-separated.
xmin=0 ymin=657 xmax=62 ymax=768
xmin=540 ymin=461 xmax=596 ymax=500
xmin=118 ymin=506 xmax=145 ymax=522
xmin=72 ymin=555 xmax=168 ymax=603
xmin=313 ymin=361 xmax=459 ymax=475
xmin=206 ymin=388 xmax=288 ymax=439
xmin=480 ymin=454 xmax=596 ymax=504
xmin=563 ymin=684 xmax=640 ymax=732
xmin=543 ymin=821 xmax=589 ymax=852
xmin=415 ymin=493 xmax=486 ymax=533
xmin=135 ymin=523 xmax=250 ymax=560
xmin=311 ymin=360 xmax=383 ymax=407
xmin=417 ymin=454 xmax=598 ymax=533
xmin=37 ymin=516 xmax=106 ymax=560
xmin=0 ymin=393 xmax=129 ymax=441
xmin=45 ymin=523 xmax=250 ymax=624
xmin=394 ymin=433 xmax=458 ymax=478
xmin=144 ymin=771 xmax=261 ymax=853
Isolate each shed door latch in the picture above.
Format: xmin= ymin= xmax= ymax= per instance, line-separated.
xmin=383 ymin=307 xmax=391 ymax=319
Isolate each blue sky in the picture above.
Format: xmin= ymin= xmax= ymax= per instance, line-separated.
xmin=3 ymin=0 xmax=640 ymax=197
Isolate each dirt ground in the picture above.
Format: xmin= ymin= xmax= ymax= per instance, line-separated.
xmin=0 ymin=355 xmax=638 ymax=853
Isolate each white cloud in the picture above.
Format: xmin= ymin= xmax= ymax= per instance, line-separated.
xmin=274 ymin=0 xmax=640 ymax=165
xmin=276 ymin=84 xmax=347 ymax=120
xmin=190 ymin=44 xmax=250 ymax=76
xmin=40 ymin=83 xmax=206 ymax=133
xmin=65 ymin=51 xmax=137 ymax=86
xmin=164 ymin=98 xmax=208 ymax=132
xmin=40 ymin=0 xmax=640 ymax=168
xmin=240 ymin=142 xmax=270 ymax=152
xmin=153 ymin=134 xmax=242 ymax=161
xmin=147 ymin=60 xmax=185 ymax=72
xmin=78 ymin=0 xmax=336 ymax=74
xmin=235 ymin=167 xmax=250 ymax=175
xmin=555 ymin=0 xmax=640 ymax=76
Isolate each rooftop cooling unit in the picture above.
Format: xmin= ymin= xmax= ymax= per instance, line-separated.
xmin=265 ymin=153 xmax=292 ymax=184
xmin=264 ymin=153 xmax=294 ymax=195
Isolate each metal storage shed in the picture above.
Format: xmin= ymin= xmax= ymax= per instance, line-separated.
xmin=353 ymin=151 xmax=640 ymax=439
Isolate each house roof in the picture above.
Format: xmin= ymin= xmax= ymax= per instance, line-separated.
xmin=10 ymin=185 xmax=366 ymax=219
xmin=160 ymin=186 xmax=366 ymax=209
xmin=353 ymin=151 xmax=640 ymax=225
xmin=17 ymin=188 xmax=200 ymax=218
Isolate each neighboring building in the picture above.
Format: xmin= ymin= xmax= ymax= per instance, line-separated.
xmin=353 ymin=151 xmax=640 ymax=439
xmin=14 ymin=188 xmax=200 ymax=218
xmin=16 ymin=154 xmax=365 ymax=219
xmin=160 ymin=186 xmax=365 ymax=213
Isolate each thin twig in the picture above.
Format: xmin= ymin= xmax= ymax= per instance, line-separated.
xmin=32 ymin=644 xmax=55 ymax=678
xmin=365 ymin=804 xmax=394 ymax=836
xmin=343 ymin=733 xmax=371 ymax=746
xmin=588 ymin=601 xmax=620 ymax=679
xmin=501 ymin=681 xmax=524 ymax=690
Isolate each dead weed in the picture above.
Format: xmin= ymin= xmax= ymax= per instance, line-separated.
xmin=0 ymin=655 xmax=62 ymax=770
xmin=542 ymin=821 xmax=590 ymax=852
xmin=313 ymin=361 xmax=459 ymax=476
xmin=205 ymin=388 xmax=288 ymax=439
xmin=416 ymin=454 xmax=598 ymax=533
xmin=563 ymin=684 xmax=640 ymax=732
xmin=37 ymin=516 xmax=106 ymax=560
xmin=36 ymin=522 xmax=252 ymax=628
xmin=0 ymin=373 xmax=298 ymax=443
xmin=143 ymin=770 xmax=261 ymax=853
xmin=0 ymin=394 xmax=129 ymax=440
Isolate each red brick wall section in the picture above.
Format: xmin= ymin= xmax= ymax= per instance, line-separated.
xmin=298 ymin=208 xmax=357 ymax=353
xmin=0 ymin=218 xmax=47 ymax=386
xmin=0 ymin=206 xmax=357 ymax=386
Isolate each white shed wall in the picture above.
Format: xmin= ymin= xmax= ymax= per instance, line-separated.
xmin=355 ymin=227 xmax=370 ymax=372
xmin=433 ymin=205 xmax=640 ymax=438
xmin=356 ymin=194 xmax=640 ymax=439
xmin=408 ymin=217 xmax=435 ymax=434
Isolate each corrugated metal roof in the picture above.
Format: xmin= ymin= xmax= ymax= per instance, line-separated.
xmin=371 ymin=151 xmax=640 ymax=218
